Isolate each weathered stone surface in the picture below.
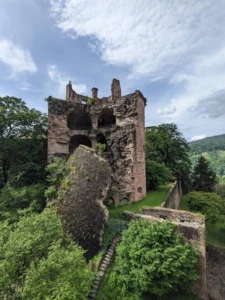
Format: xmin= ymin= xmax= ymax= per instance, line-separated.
xmin=206 ymin=244 xmax=225 ymax=300
xmin=160 ymin=180 xmax=182 ymax=209
xmin=57 ymin=145 xmax=111 ymax=259
xmin=48 ymin=78 xmax=146 ymax=204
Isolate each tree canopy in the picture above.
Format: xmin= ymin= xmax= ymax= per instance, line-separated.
xmin=145 ymin=123 xmax=191 ymax=191
xmin=0 ymin=208 xmax=93 ymax=299
xmin=193 ymin=156 xmax=217 ymax=192
xmin=0 ymin=96 xmax=47 ymax=187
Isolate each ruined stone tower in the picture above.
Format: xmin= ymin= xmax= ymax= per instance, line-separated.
xmin=47 ymin=79 xmax=146 ymax=204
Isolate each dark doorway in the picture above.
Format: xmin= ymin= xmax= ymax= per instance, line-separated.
xmin=67 ymin=109 xmax=92 ymax=130
xmin=98 ymin=108 xmax=116 ymax=128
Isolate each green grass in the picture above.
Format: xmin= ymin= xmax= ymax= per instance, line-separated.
xmin=179 ymin=195 xmax=225 ymax=248
xmin=108 ymin=184 xmax=172 ymax=219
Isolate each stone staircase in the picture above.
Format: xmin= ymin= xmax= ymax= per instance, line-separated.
xmin=88 ymin=234 xmax=121 ymax=300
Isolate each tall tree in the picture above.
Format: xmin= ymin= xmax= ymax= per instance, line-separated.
xmin=145 ymin=124 xmax=191 ymax=191
xmin=193 ymin=156 xmax=217 ymax=192
xmin=0 ymin=96 xmax=47 ymax=187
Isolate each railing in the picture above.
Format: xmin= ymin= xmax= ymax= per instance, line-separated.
xmin=107 ymin=218 xmax=129 ymax=233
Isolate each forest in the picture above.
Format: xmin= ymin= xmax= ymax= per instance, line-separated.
xmin=189 ymin=134 xmax=225 ymax=183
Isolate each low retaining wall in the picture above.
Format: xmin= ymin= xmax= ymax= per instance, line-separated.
xmin=124 ymin=208 xmax=207 ymax=300
xmin=161 ymin=180 xmax=182 ymax=209
xmin=206 ymin=244 xmax=225 ymax=300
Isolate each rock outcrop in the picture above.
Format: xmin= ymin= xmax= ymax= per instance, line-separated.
xmin=57 ymin=145 xmax=111 ymax=259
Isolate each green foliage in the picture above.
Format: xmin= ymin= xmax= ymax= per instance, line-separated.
xmin=146 ymin=159 xmax=172 ymax=190
xmin=0 ymin=208 xmax=92 ymax=299
xmin=97 ymin=142 xmax=107 ymax=153
xmin=0 ymin=96 xmax=47 ymax=187
xmin=189 ymin=134 xmax=225 ymax=183
xmin=190 ymin=134 xmax=225 ymax=153
xmin=87 ymin=97 xmax=95 ymax=105
xmin=192 ymin=156 xmax=217 ymax=192
xmin=99 ymin=220 xmax=199 ymax=299
xmin=188 ymin=191 xmax=225 ymax=224
xmin=145 ymin=124 xmax=191 ymax=192
xmin=0 ymin=183 xmax=46 ymax=223
xmin=45 ymin=157 xmax=67 ymax=201
xmin=22 ymin=242 xmax=92 ymax=300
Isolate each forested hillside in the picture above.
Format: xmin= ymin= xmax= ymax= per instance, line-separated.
xmin=189 ymin=134 xmax=225 ymax=183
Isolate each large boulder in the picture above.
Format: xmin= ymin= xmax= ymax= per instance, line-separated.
xmin=57 ymin=145 xmax=111 ymax=258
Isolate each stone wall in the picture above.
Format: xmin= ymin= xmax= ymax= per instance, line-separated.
xmin=47 ymin=79 xmax=147 ymax=204
xmin=123 ymin=208 xmax=207 ymax=300
xmin=160 ymin=180 xmax=182 ymax=209
xmin=206 ymin=244 xmax=225 ymax=300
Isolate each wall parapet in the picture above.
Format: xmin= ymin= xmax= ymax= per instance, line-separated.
xmin=160 ymin=180 xmax=182 ymax=209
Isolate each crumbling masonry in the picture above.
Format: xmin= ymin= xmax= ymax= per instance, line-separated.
xmin=47 ymin=79 xmax=146 ymax=204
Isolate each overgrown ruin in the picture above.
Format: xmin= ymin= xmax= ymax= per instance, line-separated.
xmin=47 ymin=79 xmax=146 ymax=204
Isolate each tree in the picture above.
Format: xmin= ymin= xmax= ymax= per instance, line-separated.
xmin=0 ymin=96 xmax=47 ymax=187
xmin=100 ymin=220 xmax=199 ymax=299
xmin=146 ymin=159 xmax=172 ymax=190
xmin=145 ymin=124 xmax=191 ymax=192
xmin=188 ymin=191 xmax=225 ymax=224
xmin=193 ymin=156 xmax=217 ymax=192
xmin=0 ymin=208 xmax=92 ymax=299
xmin=0 ymin=183 xmax=46 ymax=223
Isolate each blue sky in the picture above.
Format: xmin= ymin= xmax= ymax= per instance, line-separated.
xmin=1 ymin=0 xmax=225 ymax=141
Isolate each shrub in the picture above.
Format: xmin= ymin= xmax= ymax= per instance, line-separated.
xmin=146 ymin=159 xmax=172 ymax=190
xmin=22 ymin=242 xmax=92 ymax=300
xmin=188 ymin=191 xmax=225 ymax=224
xmin=100 ymin=220 xmax=199 ymax=298
xmin=0 ymin=183 xmax=46 ymax=222
xmin=97 ymin=142 xmax=107 ymax=153
xmin=45 ymin=157 xmax=67 ymax=201
xmin=0 ymin=208 xmax=92 ymax=299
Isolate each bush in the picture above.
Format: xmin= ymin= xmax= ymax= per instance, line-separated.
xmin=146 ymin=159 xmax=172 ymax=190
xmin=45 ymin=157 xmax=67 ymax=201
xmin=22 ymin=242 xmax=92 ymax=300
xmin=0 ymin=183 xmax=46 ymax=222
xmin=0 ymin=208 xmax=92 ymax=299
xmin=99 ymin=220 xmax=199 ymax=299
xmin=188 ymin=191 xmax=225 ymax=224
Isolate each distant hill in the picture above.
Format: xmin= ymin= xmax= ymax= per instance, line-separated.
xmin=189 ymin=134 xmax=225 ymax=183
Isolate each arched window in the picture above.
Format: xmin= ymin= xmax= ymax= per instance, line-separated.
xmin=69 ymin=135 xmax=92 ymax=154
xmin=67 ymin=109 xmax=92 ymax=130
xmin=98 ymin=108 xmax=116 ymax=128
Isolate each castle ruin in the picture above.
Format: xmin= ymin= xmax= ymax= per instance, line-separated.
xmin=47 ymin=79 xmax=146 ymax=204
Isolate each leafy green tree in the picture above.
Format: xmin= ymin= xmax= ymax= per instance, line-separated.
xmin=145 ymin=124 xmax=191 ymax=192
xmin=100 ymin=220 xmax=198 ymax=299
xmin=193 ymin=156 xmax=217 ymax=192
xmin=0 ymin=208 xmax=92 ymax=299
xmin=0 ymin=184 xmax=46 ymax=223
xmin=22 ymin=242 xmax=92 ymax=300
xmin=188 ymin=191 xmax=225 ymax=224
xmin=0 ymin=96 xmax=47 ymax=187
xmin=146 ymin=159 xmax=172 ymax=190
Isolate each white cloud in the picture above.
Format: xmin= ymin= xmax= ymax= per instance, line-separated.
xmin=190 ymin=135 xmax=206 ymax=142
xmin=49 ymin=0 xmax=225 ymax=79
xmin=47 ymin=64 xmax=87 ymax=97
xmin=0 ymin=39 xmax=37 ymax=73
xmin=157 ymin=103 xmax=176 ymax=115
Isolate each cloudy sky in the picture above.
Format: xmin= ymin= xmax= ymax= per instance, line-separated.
xmin=0 ymin=0 xmax=225 ymax=141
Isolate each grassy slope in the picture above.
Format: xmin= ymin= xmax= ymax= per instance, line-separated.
xmin=179 ymin=195 xmax=225 ymax=248
xmin=108 ymin=183 xmax=172 ymax=219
